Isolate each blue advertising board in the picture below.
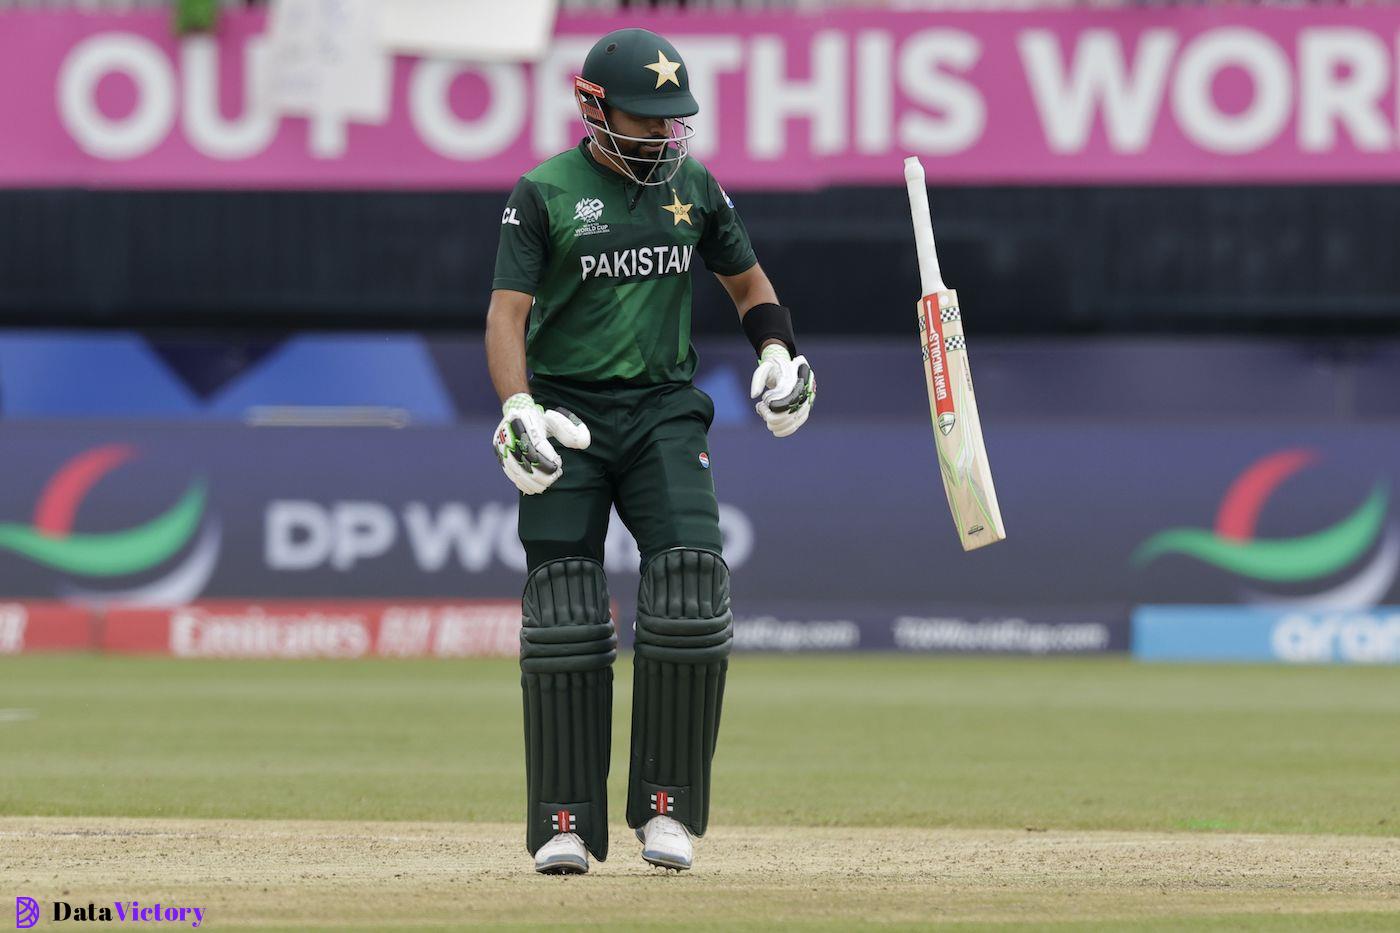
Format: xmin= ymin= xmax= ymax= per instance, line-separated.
xmin=1134 ymin=606 xmax=1400 ymax=664
xmin=0 ymin=419 xmax=1396 ymax=656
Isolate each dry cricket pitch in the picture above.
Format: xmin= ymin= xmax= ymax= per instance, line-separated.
xmin=3 ymin=817 xmax=1398 ymax=930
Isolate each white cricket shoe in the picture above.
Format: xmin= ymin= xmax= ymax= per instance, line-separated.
xmin=534 ymin=832 xmax=589 ymax=875
xmin=637 ymin=815 xmax=693 ymax=871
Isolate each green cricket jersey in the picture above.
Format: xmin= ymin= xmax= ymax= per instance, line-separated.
xmin=492 ymin=139 xmax=756 ymax=385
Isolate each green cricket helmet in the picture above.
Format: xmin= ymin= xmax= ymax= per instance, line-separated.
xmin=575 ymin=28 xmax=698 ymax=186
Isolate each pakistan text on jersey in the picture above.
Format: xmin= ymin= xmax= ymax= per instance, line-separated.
xmin=579 ymin=245 xmax=694 ymax=282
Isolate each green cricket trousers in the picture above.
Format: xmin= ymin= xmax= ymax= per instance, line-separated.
xmin=516 ymin=374 xmax=732 ymax=860
xmin=518 ymin=375 xmax=723 ymax=569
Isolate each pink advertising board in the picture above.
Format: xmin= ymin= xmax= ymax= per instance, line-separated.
xmin=3 ymin=8 xmax=1400 ymax=188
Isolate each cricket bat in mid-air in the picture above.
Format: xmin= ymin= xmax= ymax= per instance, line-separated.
xmin=904 ymin=156 xmax=1006 ymax=551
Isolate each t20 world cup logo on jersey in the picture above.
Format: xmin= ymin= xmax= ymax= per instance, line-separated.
xmin=573 ymin=198 xmax=609 ymax=238
xmin=574 ymin=198 xmax=605 ymax=223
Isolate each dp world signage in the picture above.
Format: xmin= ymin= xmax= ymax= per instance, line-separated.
xmin=5 ymin=8 xmax=1400 ymax=187
xmin=0 ymin=423 xmax=1399 ymax=645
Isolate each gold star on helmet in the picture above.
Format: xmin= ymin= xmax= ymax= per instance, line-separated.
xmin=644 ymin=50 xmax=682 ymax=89
xmin=661 ymin=191 xmax=693 ymax=226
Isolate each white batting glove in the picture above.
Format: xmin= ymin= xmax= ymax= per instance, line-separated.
xmin=492 ymin=393 xmax=591 ymax=495
xmin=750 ymin=345 xmax=815 ymax=438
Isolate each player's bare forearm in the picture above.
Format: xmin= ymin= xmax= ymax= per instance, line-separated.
xmin=720 ymin=263 xmax=779 ymax=316
xmin=720 ymin=264 xmax=786 ymax=352
xmin=486 ymin=289 xmax=534 ymax=404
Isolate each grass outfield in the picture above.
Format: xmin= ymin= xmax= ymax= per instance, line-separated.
xmin=1 ymin=655 xmax=1398 ymax=929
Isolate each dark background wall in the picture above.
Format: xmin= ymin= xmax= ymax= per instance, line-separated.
xmin=3 ymin=184 xmax=1398 ymax=335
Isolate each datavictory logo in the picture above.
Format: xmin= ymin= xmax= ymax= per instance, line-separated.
xmin=0 ymin=444 xmax=220 ymax=605
xmin=16 ymin=896 xmax=39 ymax=930
xmin=12 ymin=896 xmax=206 ymax=928
xmin=1132 ymin=449 xmax=1396 ymax=609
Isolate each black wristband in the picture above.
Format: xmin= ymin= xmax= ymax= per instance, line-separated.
xmin=741 ymin=302 xmax=797 ymax=357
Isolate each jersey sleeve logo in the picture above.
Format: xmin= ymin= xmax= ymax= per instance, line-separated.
xmin=501 ymin=207 xmax=520 ymax=226
xmin=573 ymin=198 xmax=605 ymax=223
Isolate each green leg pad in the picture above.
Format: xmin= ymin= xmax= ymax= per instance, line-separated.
xmin=520 ymin=557 xmax=616 ymax=860
xmin=627 ymin=548 xmax=732 ymax=837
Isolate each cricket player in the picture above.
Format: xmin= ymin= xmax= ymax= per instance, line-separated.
xmin=487 ymin=27 xmax=815 ymax=875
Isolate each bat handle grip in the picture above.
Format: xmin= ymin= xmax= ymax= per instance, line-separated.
xmin=904 ymin=156 xmax=945 ymax=296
